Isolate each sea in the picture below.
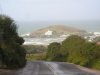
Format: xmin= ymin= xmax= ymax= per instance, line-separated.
xmin=17 ymin=20 xmax=100 ymax=35
xmin=17 ymin=20 xmax=100 ymax=45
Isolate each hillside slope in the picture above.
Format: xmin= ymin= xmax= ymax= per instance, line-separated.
xmin=30 ymin=25 xmax=86 ymax=38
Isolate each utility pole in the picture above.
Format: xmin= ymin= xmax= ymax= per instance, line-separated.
xmin=0 ymin=28 xmax=4 ymax=68
xmin=0 ymin=29 xmax=3 ymax=43
xmin=0 ymin=2 xmax=5 ymax=67
xmin=0 ymin=2 xmax=5 ymax=43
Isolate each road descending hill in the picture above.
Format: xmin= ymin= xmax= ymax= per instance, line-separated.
xmin=0 ymin=61 xmax=100 ymax=75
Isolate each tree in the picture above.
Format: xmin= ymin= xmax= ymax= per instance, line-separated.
xmin=61 ymin=35 xmax=88 ymax=65
xmin=61 ymin=36 xmax=85 ymax=55
xmin=47 ymin=42 xmax=62 ymax=61
xmin=0 ymin=15 xmax=26 ymax=69
xmin=61 ymin=35 xmax=100 ymax=68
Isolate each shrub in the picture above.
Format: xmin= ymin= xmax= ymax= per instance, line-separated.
xmin=0 ymin=15 xmax=26 ymax=69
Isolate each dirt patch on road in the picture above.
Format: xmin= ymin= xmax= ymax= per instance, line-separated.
xmin=0 ymin=69 xmax=15 ymax=75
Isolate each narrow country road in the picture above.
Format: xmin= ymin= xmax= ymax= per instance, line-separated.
xmin=0 ymin=61 xmax=99 ymax=75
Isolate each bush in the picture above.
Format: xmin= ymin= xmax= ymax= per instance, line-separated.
xmin=60 ymin=35 xmax=100 ymax=69
xmin=46 ymin=42 xmax=63 ymax=61
xmin=0 ymin=15 xmax=26 ymax=69
xmin=23 ymin=45 xmax=47 ymax=54
xmin=92 ymin=60 xmax=100 ymax=70
xmin=45 ymin=35 xmax=100 ymax=70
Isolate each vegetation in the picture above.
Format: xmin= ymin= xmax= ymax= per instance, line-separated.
xmin=24 ymin=45 xmax=47 ymax=61
xmin=26 ymin=53 xmax=46 ymax=61
xmin=46 ymin=35 xmax=100 ymax=70
xmin=23 ymin=45 xmax=47 ymax=54
xmin=0 ymin=15 xmax=26 ymax=69
xmin=46 ymin=42 xmax=62 ymax=61
xmin=0 ymin=15 xmax=99 ymax=70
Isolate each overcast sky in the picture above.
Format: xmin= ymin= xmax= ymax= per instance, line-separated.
xmin=0 ymin=0 xmax=100 ymax=21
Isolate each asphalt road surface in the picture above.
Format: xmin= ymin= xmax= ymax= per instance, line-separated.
xmin=0 ymin=61 xmax=99 ymax=75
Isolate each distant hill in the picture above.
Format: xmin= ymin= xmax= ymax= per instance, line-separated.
xmin=29 ymin=25 xmax=86 ymax=38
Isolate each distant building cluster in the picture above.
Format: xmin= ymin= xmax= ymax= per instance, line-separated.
xmin=20 ymin=30 xmax=100 ymax=45
xmin=44 ymin=30 xmax=53 ymax=36
xmin=84 ymin=32 xmax=100 ymax=42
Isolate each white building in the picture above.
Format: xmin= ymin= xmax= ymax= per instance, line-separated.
xmin=45 ymin=30 xmax=53 ymax=36
xmin=20 ymin=33 xmax=30 ymax=37
xmin=60 ymin=34 xmax=70 ymax=38
xmin=94 ymin=32 xmax=100 ymax=36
